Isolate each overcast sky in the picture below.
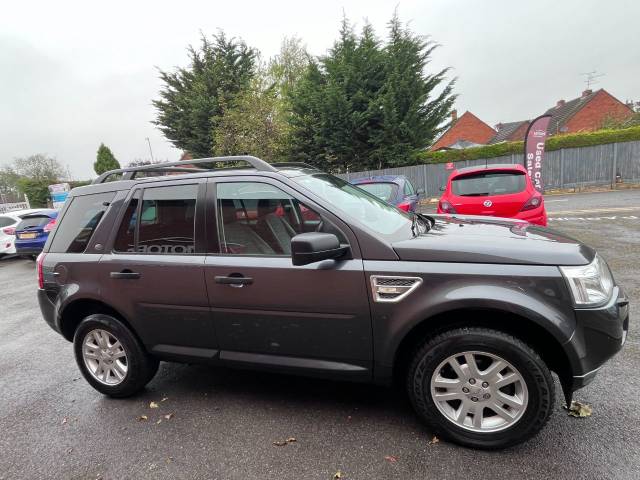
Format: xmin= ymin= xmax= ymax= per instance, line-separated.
xmin=1 ymin=0 xmax=638 ymax=179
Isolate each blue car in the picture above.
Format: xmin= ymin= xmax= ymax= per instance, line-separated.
xmin=14 ymin=209 xmax=58 ymax=257
xmin=350 ymin=175 xmax=423 ymax=212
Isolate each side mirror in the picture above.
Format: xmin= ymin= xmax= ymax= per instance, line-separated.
xmin=291 ymin=232 xmax=350 ymax=266
xmin=416 ymin=188 xmax=425 ymax=196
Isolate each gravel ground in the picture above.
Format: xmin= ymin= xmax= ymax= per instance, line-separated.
xmin=1 ymin=188 xmax=638 ymax=480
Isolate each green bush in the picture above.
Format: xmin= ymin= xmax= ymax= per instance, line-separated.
xmin=417 ymin=125 xmax=640 ymax=164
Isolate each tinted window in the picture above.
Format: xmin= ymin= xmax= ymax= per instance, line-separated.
xmin=114 ymin=185 xmax=197 ymax=255
xmin=356 ymin=183 xmax=398 ymax=202
xmin=216 ymin=182 xmax=342 ymax=256
xmin=49 ymin=192 xmax=115 ymax=253
xmin=452 ymin=171 xmax=526 ymax=196
xmin=0 ymin=216 xmax=14 ymax=228
xmin=113 ymin=191 xmax=139 ymax=252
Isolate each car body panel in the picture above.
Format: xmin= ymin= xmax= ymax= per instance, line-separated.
xmin=392 ymin=215 xmax=595 ymax=266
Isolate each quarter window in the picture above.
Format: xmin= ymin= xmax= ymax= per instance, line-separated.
xmin=49 ymin=192 xmax=115 ymax=253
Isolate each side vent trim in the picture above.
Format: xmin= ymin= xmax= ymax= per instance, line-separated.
xmin=370 ymin=275 xmax=423 ymax=303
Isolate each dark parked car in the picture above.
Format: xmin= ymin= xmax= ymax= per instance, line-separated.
xmin=14 ymin=209 xmax=58 ymax=257
xmin=350 ymin=175 xmax=423 ymax=212
xmin=37 ymin=157 xmax=628 ymax=449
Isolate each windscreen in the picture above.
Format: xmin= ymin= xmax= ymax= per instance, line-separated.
xmin=452 ymin=171 xmax=526 ymax=196
xmin=294 ymin=173 xmax=412 ymax=240
xmin=355 ymin=182 xmax=399 ymax=202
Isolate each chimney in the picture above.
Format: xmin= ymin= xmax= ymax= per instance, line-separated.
xmin=451 ymin=109 xmax=458 ymax=122
xmin=556 ymin=99 xmax=565 ymax=108
xmin=582 ymin=89 xmax=593 ymax=98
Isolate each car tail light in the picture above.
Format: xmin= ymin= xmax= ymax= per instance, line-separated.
xmin=438 ymin=200 xmax=457 ymax=214
xmin=43 ymin=219 xmax=57 ymax=233
xmin=2 ymin=226 xmax=15 ymax=236
xmin=521 ymin=195 xmax=543 ymax=211
xmin=397 ymin=201 xmax=411 ymax=212
xmin=36 ymin=252 xmax=45 ymax=289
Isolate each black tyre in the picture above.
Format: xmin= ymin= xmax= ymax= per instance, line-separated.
xmin=407 ymin=327 xmax=555 ymax=449
xmin=73 ymin=314 xmax=159 ymax=398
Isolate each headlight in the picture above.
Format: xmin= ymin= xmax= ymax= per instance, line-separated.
xmin=560 ymin=254 xmax=614 ymax=306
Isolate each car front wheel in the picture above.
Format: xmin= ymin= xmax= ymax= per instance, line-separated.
xmin=407 ymin=327 xmax=555 ymax=449
xmin=73 ymin=314 xmax=159 ymax=397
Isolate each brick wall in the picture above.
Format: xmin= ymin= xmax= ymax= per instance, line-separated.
xmin=565 ymin=90 xmax=634 ymax=132
xmin=430 ymin=111 xmax=496 ymax=150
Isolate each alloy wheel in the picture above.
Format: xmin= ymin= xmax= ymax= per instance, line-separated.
xmin=430 ymin=351 xmax=528 ymax=432
xmin=82 ymin=329 xmax=128 ymax=385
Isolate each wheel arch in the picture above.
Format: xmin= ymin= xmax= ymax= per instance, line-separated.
xmin=391 ymin=307 xmax=573 ymax=402
xmin=59 ymin=298 xmax=138 ymax=343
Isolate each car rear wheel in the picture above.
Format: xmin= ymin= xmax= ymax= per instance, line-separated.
xmin=73 ymin=314 xmax=159 ymax=397
xmin=407 ymin=327 xmax=555 ymax=449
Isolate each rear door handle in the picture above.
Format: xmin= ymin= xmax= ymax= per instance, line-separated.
xmin=110 ymin=270 xmax=141 ymax=280
xmin=215 ymin=275 xmax=253 ymax=287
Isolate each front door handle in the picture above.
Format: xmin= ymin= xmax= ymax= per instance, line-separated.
xmin=110 ymin=270 xmax=141 ymax=280
xmin=215 ymin=275 xmax=253 ymax=287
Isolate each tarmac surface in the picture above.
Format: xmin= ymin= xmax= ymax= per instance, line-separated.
xmin=1 ymin=188 xmax=638 ymax=479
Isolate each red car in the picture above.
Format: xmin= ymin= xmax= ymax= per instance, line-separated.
xmin=437 ymin=163 xmax=547 ymax=226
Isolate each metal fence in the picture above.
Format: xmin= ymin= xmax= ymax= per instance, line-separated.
xmin=336 ymin=140 xmax=640 ymax=196
xmin=0 ymin=201 xmax=30 ymax=214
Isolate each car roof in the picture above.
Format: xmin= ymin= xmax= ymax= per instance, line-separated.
xmin=69 ymin=161 xmax=323 ymax=198
xmin=350 ymin=175 xmax=405 ymax=184
xmin=452 ymin=163 xmax=527 ymax=177
xmin=0 ymin=208 xmax=50 ymax=218
xmin=19 ymin=209 xmax=58 ymax=218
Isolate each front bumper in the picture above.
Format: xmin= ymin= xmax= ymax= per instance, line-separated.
xmin=565 ymin=286 xmax=629 ymax=392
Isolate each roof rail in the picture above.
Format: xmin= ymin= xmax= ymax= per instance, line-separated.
xmin=92 ymin=155 xmax=278 ymax=184
xmin=271 ymin=162 xmax=318 ymax=170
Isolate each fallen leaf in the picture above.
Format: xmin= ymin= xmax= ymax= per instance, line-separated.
xmin=384 ymin=455 xmax=398 ymax=463
xmin=164 ymin=413 xmax=174 ymax=420
xmin=61 ymin=417 xmax=68 ymax=425
xmin=286 ymin=437 xmax=297 ymax=443
xmin=137 ymin=415 xmax=148 ymax=422
xmin=273 ymin=440 xmax=288 ymax=447
xmin=333 ymin=471 xmax=342 ymax=479
xmin=566 ymin=400 xmax=593 ymax=418
xmin=156 ymin=419 xmax=162 ymax=425
xmin=166 ymin=457 xmax=174 ymax=463
xmin=149 ymin=401 xmax=159 ymax=409
xmin=161 ymin=397 xmax=169 ymax=402
xmin=428 ymin=436 xmax=439 ymax=445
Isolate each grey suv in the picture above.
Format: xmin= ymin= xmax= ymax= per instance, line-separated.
xmin=37 ymin=156 xmax=628 ymax=449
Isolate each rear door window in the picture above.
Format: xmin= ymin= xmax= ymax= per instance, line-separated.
xmin=49 ymin=192 xmax=115 ymax=253
xmin=356 ymin=182 xmax=398 ymax=202
xmin=114 ymin=185 xmax=198 ymax=255
xmin=452 ymin=171 xmax=526 ymax=196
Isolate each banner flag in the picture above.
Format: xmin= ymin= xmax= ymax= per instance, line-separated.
xmin=523 ymin=114 xmax=552 ymax=192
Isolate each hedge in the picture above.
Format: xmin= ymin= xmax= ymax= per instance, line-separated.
xmin=417 ymin=125 xmax=640 ymax=164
